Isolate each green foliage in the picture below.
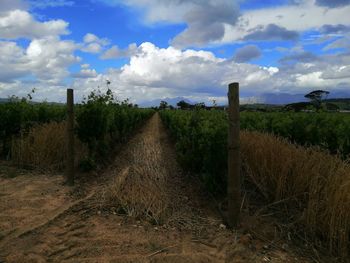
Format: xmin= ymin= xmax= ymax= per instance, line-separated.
xmin=75 ymin=89 xmax=154 ymax=163
xmin=0 ymin=88 xmax=154 ymax=165
xmin=160 ymin=109 xmax=228 ymax=194
xmin=0 ymin=98 xmax=66 ymax=157
xmin=160 ymin=110 xmax=350 ymax=195
xmin=240 ymin=112 xmax=350 ymax=157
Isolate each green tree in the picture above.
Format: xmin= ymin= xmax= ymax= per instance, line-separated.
xmin=159 ymin=100 xmax=168 ymax=110
xmin=304 ymin=90 xmax=330 ymax=110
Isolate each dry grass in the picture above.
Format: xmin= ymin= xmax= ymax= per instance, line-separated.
xmin=11 ymin=121 xmax=87 ymax=172
xmin=106 ymin=139 xmax=172 ymax=224
xmin=241 ymin=131 xmax=350 ymax=261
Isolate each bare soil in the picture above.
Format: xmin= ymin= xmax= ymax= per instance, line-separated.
xmin=0 ymin=114 xmax=311 ymax=262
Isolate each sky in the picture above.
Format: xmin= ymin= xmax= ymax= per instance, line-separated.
xmin=0 ymin=0 xmax=350 ymax=105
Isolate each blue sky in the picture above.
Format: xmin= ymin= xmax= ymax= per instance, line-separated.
xmin=0 ymin=0 xmax=350 ymax=105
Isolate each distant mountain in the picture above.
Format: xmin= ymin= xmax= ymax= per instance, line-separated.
xmin=0 ymin=98 xmax=11 ymax=104
xmin=259 ymin=93 xmax=307 ymax=105
xmin=0 ymin=97 xmax=64 ymax=105
xmin=139 ymin=97 xmax=195 ymax=107
xmin=259 ymin=90 xmax=350 ymax=105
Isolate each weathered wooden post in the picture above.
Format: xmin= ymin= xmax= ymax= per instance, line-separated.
xmin=227 ymin=82 xmax=241 ymax=227
xmin=66 ymin=89 xmax=75 ymax=186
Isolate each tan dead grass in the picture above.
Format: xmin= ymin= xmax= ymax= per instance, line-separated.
xmin=106 ymin=139 xmax=171 ymax=224
xmin=11 ymin=121 xmax=87 ymax=172
xmin=241 ymin=131 xmax=350 ymax=261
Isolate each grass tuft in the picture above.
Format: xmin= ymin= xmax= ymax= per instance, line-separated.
xmin=11 ymin=121 xmax=87 ymax=172
xmin=241 ymin=131 xmax=350 ymax=260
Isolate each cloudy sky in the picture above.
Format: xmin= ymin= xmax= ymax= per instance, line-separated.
xmin=0 ymin=0 xmax=350 ymax=105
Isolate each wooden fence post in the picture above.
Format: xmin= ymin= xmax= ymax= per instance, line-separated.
xmin=227 ymin=82 xmax=241 ymax=227
xmin=66 ymin=89 xmax=75 ymax=186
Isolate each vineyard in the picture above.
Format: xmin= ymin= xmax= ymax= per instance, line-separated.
xmin=0 ymin=91 xmax=349 ymax=262
xmin=240 ymin=112 xmax=350 ymax=158
xmin=160 ymin=109 xmax=350 ymax=261
xmin=0 ymin=91 xmax=154 ymax=170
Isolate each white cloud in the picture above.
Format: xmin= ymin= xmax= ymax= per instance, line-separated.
xmin=0 ymin=41 xmax=30 ymax=82
xmin=0 ymin=9 xmax=69 ymax=39
xmin=234 ymin=45 xmax=262 ymax=62
xmin=0 ymin=37 xmax=80 ymax=85
xmin=70 ymin=42 xmax=350 ymax=104
xmin=222 ymin=1 xmax=350 ymax=43
xmin=0 ymin=0 xmax=28 ymax=12
xmin=81 ymin=33 xmax=110 ymax=54
xmin=81 ymin=63 xmax=90 ymax=69
xmin=97 ymin=0 xmax=350 ymax=46
xmin=106 ymin=0 xmax=240 ymax=48
xmin=1 ymin=40 xmax=349 ymax=104
xmin=81 ymin=43 xmax=103 ymax=53
xmin=26 ymin=37 xmax=80 ymax=83
xmin=101 ymin=43 xmax=138 ymax=59
xmin=72 ymin=68 xmax=98 ymax=79
xmin=83 ymin=33 xmax=109 ymax=45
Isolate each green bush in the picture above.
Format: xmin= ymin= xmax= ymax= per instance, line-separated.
xmin=75 ymin=89 xmax=154 ymax=163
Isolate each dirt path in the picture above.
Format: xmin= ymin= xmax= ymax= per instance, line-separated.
xmin=0 ymin=114 xmax=310 ymax=262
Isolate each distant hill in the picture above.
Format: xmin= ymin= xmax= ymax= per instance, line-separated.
xmin=139 ymin=97 xmax=194 ymax=107
xmin=324 ymin=98 xmax=350 ymax=110
xmin=259 ymin=91 xmax=350 ymax=105
xmin=0 ymin=98 xmax=11 ymax=104
xmin=0 ymin=97 xmax=64 ymax=105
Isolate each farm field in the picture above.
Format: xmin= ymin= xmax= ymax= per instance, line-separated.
xmin=0 ymin=113 xmax=313 ymax=263
xmin=161 ymin=109 xmax=350 ymax=262
xmin=2 ymin=1 xmax=350 ymax=262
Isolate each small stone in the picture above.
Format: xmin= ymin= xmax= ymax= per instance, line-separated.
xmin=263 ymin=245 xmax=270 ymax=250
xmin=97 ymin=210 xmax=101 ymax=215
xmin=219 ymin=224 xmax=226 ymax=229
xmin=154 ymin=227 xmax=158 ymax=230
xmin=112 ymin=211 xmax=116 ymax=215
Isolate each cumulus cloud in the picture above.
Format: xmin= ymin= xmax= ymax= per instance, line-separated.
xmin=243 ymin=24 xmax=299 ymax=41
xmin=170 ymin=0 xmax=240 ymax=47
xmin=1 ymin=40 xmax=350 ymax=104
xmin=233 ymin=45 xmax=261 ymax=63
xmin=0 ymin=41 xmax=30 ymax=83
xmin=222 ymin=1 xmax=350 ymax=43
xmin=105 ymin=0 xmax=240 ymax=48
xmin=69 ymin=42 xmax=350 ymax=105
xmin=72 ymin=68 xmax=98 ymax=79
xmin=0 ymin=37 xmax=80 ymax=84
xmin=0 ymin=9 xmax=69 ymax=39
xmin=0 ymin=0 xmax=28 ymax=12
xmin=320 ymin=24 xmax=350 ymax=34
xmin=279 ymin=51 xmax=320 ymax=64
xmin=98 ymin=0 xmax=350 ymax=45
xmin=83 ymin=33 xmax=109 ymax=45
xmin=100 ymin=43 xmax=138 ymax=59
xmin=81 ymin=43 xmax=103 ymax=53
xmin=81 ymin=33 xmax=110 ymax=53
